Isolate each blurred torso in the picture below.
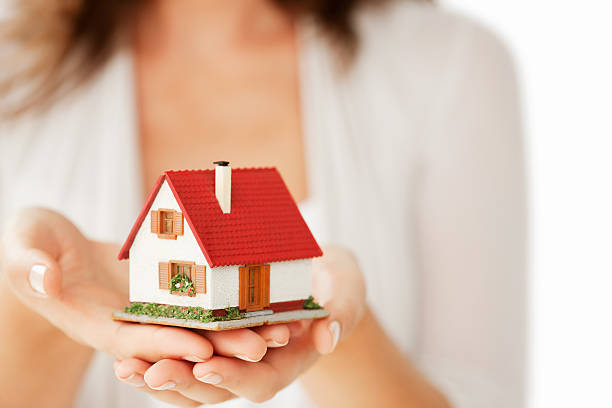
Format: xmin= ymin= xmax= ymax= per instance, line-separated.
xmin=133 ymin=1 xmax=308 ymax=202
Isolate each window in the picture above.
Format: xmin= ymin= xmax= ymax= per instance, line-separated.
xmin=172 ymin=261 xmax=192 ymax=279
xmin=161 ymin=210 xmax=174 ymax=234
xmin=159 ymin=261 xmax=206 ymax=293
xmin=150 ymin=209 xmax=183 ymax=239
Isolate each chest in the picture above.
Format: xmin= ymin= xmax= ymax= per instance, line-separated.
xmin=134 ymin=45 xmax=307 ymax=202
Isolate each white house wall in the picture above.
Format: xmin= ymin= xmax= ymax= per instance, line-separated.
xmin=209 ymin=259 xmax=312 ymax=310
xmin=128 ymin=181 xmax=314 ymax=310
xmin=209 ymin=265 xmax=239 ymax=309
xmin=268 ymin=258 xmax=312 ymax=303
xmin=129 ymin=180 xmax=212 ymax=308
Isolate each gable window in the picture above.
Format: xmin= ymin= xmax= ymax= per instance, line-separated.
xmin=150 ymin=209 xmax=183 ymax=239
xmin=161 ymin=210 xmax=174 ymax=234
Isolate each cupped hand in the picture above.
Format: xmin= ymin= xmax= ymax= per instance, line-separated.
xmin=113 ymin=246 xmax=367 ymax=406
xmin=0 ymin=208 xmax=286 ymax=366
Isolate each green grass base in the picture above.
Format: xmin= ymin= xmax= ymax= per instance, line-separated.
xmin=124 ymin=296 xmax=322 ymax=323
xmin=124 ymin=303 xmax=243 ymax=323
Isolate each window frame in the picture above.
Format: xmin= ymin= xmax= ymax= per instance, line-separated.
xmin=157 ymin=209 xmax=177 ymax=240
xmin=170 ymin=260 xmax=195 ymax=280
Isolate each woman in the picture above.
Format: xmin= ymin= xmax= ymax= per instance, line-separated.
xmin=0 ymin=0 xmax=526 ymax=407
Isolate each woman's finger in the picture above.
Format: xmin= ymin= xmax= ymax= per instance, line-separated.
xmin=115 ymin=359 xmax=202 ymax=408
xmin=311 ymin=313 xmax=343 ymax=355
xmin=251 ymin=324 xmax=291 ymax=348
xmin=0 ymin=209 xmax=66 ymax=300
xmin=192 ymin=333 xmax=318 ymax=404
xmin=143 ymin=359 xmax=235 ymax=404
xmin=193 ymin=356 xmax=281 ymax=403
xmin=115 ymin=358 xmax=151 ymax=388
xmin=110 ymin=322 xmax=214 ymax=363
xmin=311 ymin=246 xmax=367 ymax=354
xmin=200 ymin=328 xmax=268 ymax=362
xmin=2 ymin=247 xmax=63 ymax=299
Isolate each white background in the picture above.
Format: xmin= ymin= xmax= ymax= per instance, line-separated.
xmin=441 ymin=1 xmax=612 ymax=407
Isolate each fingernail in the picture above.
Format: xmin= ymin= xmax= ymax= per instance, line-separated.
xmin=235 ymin=354 xmax=261 ymax=362
xmin=328 ymin=321 xmax=341 ymax=353
xmin=266 ymin=339 xmax=289 ymax=348
xmin=152 ymin=381 xmax=176 ymax=390
xmin=119 ymin=373 xmax=146 ymax=387
xmin=29 ymin=264 xmax=47 ymax=295
xmin=196 ymin=372 xmax=223 ymax=385
xmin=183 ymin=355 xmax=207 ymax=363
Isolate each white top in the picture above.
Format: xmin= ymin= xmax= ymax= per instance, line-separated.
xmin=0 ymin=3 xmax=526 ymax=408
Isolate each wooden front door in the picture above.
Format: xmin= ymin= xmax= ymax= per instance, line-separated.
xmin=239 ymin=265 xmax=270 ymax=311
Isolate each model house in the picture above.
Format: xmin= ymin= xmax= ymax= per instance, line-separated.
xmin=117 ymin=162 xmax=323 ymax=319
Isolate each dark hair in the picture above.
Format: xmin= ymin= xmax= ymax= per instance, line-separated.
xmin=0 ymin=0 xmax=426 ymax=118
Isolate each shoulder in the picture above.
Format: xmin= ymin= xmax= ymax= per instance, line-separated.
xmin=334 ymin=3 xmax=521 ymax=164
xmin=354 ymin=2 xmax=517 ymax=80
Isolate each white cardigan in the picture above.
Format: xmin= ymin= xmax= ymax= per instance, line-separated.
xmin=0 ymin=3 xmax=526 ymax=407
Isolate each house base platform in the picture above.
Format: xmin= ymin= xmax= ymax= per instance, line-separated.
xmin=112 ymin=308 xmax=329 ymax=331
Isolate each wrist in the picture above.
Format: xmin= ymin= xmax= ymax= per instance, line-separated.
xmin=302 ymin=308 xmax=450 ymax=408
xmin=0 ymin=275 xmax=94 ymax=408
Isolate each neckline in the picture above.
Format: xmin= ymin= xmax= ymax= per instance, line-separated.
xmin=118 ymin=17 xmax=324 ymax=204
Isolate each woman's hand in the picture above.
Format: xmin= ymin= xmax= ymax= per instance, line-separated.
xmin=0 ymin=208 xmax=288 ymax=365
xmin=112 ymin=246 xmax=367 ymax=406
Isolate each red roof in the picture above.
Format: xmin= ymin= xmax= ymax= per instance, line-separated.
xmin=118 ymin=168 xmax=322 ymax=267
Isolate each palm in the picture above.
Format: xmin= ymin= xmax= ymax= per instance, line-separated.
xmin=2 ymin=208 xmax=217 ymax=363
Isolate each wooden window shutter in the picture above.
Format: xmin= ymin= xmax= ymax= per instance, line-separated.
xmin=158 ymin=262 xmax=170 ymax=289
xmin=173 ymin=212 xmax=184 ymax=236
xmin=151 ymin=210 xmax=160 ymax=233
xmin=262 ymin=265 xmax=270 ymax=307
xmin=194 ymin=265 xmax=206 ymax=293
xmin=239 ymin=266 xmax=248 ymax=310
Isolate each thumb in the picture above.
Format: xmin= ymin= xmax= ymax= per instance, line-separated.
xmin=310 ymin=246 xmax=367 ymax=355
xmin=1 ymin=208 xmax=69 ymax=300
xmin=4 ymin=248 xmax=63 ymax=298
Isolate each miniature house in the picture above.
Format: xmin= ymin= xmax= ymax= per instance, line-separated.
xmin=118 ymin=162 xmax=322 ymax=315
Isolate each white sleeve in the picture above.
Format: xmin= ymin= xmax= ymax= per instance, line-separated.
xmin=415 ymin=21 xmax=527 ymax=408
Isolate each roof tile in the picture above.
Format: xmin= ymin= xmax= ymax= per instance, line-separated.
xmin=118 ymin=168 xmax=322 ymax=267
